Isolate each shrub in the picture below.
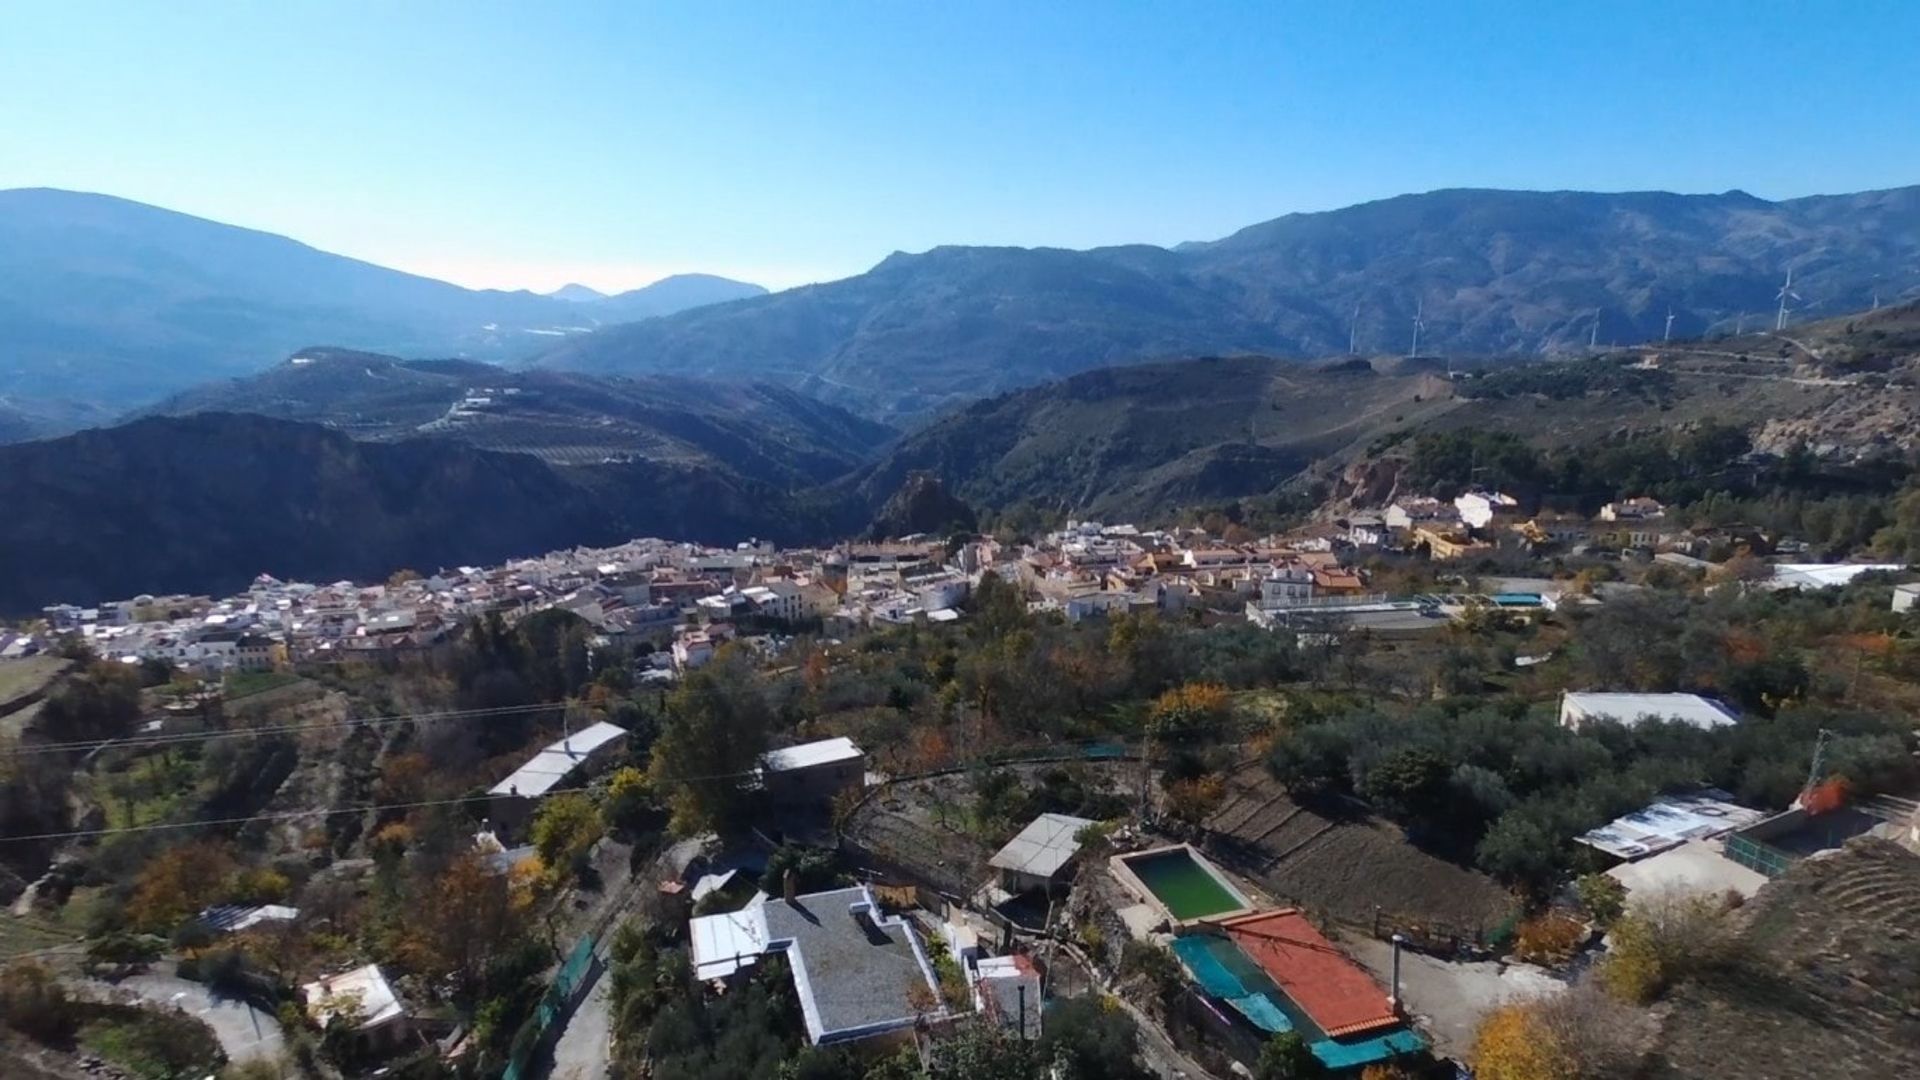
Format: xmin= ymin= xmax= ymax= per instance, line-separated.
xmin=1599 ymin=889 xmax=1742 ymax=1004
xmin=0 ymin=959 xmax=77 ymax=1042
xmin=1574 ymin=873 xmax=1626 ymax=926
xmin=1513 ymin=914 xmax=1586 ymax=966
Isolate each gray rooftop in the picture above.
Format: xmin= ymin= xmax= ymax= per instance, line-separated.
xmin=989 ymin=813 xmax=1097 ymax=879
xmin=761 ymin=885 xmax=942 ymax=1045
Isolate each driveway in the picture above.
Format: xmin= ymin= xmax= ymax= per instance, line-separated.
xmin=546 ymin=963 xmax=612 ymax=1080
xmin=1348 ymin=937 xmax=1564 ymax=1060
xmin=103 ymin=972 xmax=285 ymax=1064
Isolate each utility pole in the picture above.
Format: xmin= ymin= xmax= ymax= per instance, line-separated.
xmin=1805 ymin=727 xmax=1833 ymax=794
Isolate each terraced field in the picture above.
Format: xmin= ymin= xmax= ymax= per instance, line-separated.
xmin=1650 ymin=839 xmax=1920 ymax=1080
xmin=1203 ymin=761 xmax=1516 ymax=934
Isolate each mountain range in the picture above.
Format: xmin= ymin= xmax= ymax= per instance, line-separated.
xmin=0 ymin=187 xmax=760 ymax=427
xmin=534 ymin=186 xmax=1920 ymax=421
xmin=7 ymin=299 xmax=1919 ymax=611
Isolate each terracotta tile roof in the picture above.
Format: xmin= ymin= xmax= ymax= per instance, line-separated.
xmin=1220 ymin=909 xmax=1398 ymax=1038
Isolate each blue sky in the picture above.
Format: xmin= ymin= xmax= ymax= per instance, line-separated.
xmin=5 ymin=1 xmax=1918 ymax=292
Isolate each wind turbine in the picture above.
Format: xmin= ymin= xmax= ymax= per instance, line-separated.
xmin=1589 ymin=307 xmax=1601 ymax=351
xmin=1775 ymin=268 xmax=1800 ymax=331
xmin=1408 ymin=299 xmax=1425 ymax=357
xmin=1349 ymin=303 xmax=1361 ymax=355
xmin=1663 ymin=309 xmax=1676 ymax=343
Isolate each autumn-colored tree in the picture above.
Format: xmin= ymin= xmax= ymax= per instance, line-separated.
xmin=1471 ymin=1002 xmax=1573 ymax=1080
xmin=376 ymin=751 xmax=433 ymax=805
xmin=533 ymin=792 xmax=605 ymax=880
xmin=602 ymin=765 xmax=652 ymax=833
xmin=403 ymin=851 xmax=522 ymax=990
xmin=229 ymin=866 xmax=292 ymax=905
xmin=128 ymin=841 xmax=235 ymax=932
xmin=1148 ymin=681 xmax=1232 ymax=746
xmin=908 ymin=725 xmax=956 ymax=772
xmin=1513 ymin=914 xmax=1586 ymax=966
xmin=1599 ymin=889 xmax=1741 ymax=1003
xmin=801 ymin=648 xmax=831 ymax=696
xmin=0 ymin=959 xmax=76 ymax=1042
xmin=1163 ymin=775 xmax=1227 ymax=827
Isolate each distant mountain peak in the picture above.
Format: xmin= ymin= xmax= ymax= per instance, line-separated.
xmin=549 ymin=283 xmax=608 ymax=303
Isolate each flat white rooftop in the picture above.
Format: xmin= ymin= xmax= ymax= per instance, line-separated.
xmin=764 ymin=736 xmax=863 ymax=773
xmin=989 ymin=813 xmax=1097 ymax=879
xmin=1561 ymin=692 xmax=1737 ymax=731
xmin=303 ymin=963 xmax=404 ymax=1029
xmin=488 ymin=720 xmax=628 ymax=797
xmin=1764 ymin=563 xmax=1904 ymax=590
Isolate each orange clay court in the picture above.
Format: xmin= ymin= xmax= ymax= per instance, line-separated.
xmin=1219 ymin=908 xmax=1399 ymax=1038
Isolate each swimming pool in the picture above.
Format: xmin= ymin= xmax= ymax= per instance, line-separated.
xmin=1112 ymin=845 xmax=1250 ymax=921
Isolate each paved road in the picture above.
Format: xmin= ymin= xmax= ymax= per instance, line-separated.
xmin=1349 ymin=937 xmax=1563 ymax=1061
xmin=548 ymin=969 xmax=613 ymax=1080
xmin=104 ymin=972 xmax=285 ymax=1064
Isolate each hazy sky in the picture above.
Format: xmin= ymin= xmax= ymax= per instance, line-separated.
xmin=5 ymin=1 xmax=1918 ymax=293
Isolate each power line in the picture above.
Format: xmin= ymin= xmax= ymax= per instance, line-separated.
xmin=0 ymin=721 xmax=1244 ymax=846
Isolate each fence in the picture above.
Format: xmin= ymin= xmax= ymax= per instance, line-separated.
xmin=1723 ymin=833 xmax=1795 ymax=878
xmin=502 ymin=933 xmax=600 ymax=1080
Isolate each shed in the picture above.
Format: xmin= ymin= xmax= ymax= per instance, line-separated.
xmin=761 ymin=736 xmax=866 ymax=808
xmin=988 ymin=813 xmax=1096 ymax=895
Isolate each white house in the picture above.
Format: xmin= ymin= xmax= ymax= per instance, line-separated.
xmin=1454 ymin=490 xmax=1520 ymax=529
xmin=742 ymin=580 xmax=807 ymax=623
xmin=1559 ymin=692 xmax=1738 ymax=732
xmin=1600 ymin=497 xmax=1666 ymax=522
xmin=1383 ymin=497 xmax=1459 ymax=532
xmin=672 ymin=631 xmax=717 ymax=671
xmin=1255 ymin=563 xmax=1315 ymax=608
xmin=302 ymin=964 xmax=413 ymax=1054
xmin=1343 ymin=513 xmax=1388 ymax=548
xmin=1895 ymin=582 xmax=1920 ymax=614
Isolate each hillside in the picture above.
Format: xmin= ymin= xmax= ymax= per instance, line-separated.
xmin=0 ymin=414 xmax=835 ymax=611
xmin=841 ymin=330 xmax=1920 ymax=524
xmin=139 ymin=348 xmax=893 ymax=488
xmin=535 ymin=186 xmax=1920 ymax=421
xmin=1649 ymin=839 xmax=1920 ymax=1080
xmin=0 ymin=188 xmax=760 ymax=427
xmin=839 ymin=355 xmax=1454 ymax=521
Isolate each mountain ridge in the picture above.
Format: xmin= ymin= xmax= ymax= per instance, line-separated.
xmin=534 ymin=185 xmax=1920 ymax=422
xmin=0 ymin=187 xmax=762 ymax=429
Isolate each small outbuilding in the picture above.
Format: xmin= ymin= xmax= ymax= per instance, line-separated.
xmin=988 ymin=813 xmax=1097 ymax=896
xmin=761 ymin=737 xmax=866 ymax=808
xmin=302 ymin=963 xmax=413 ymax=1055
xmin=487 ymin=721 xmax=629 ymax=834
xmin=1559 ymin=692 xmax=1737 ymax=732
